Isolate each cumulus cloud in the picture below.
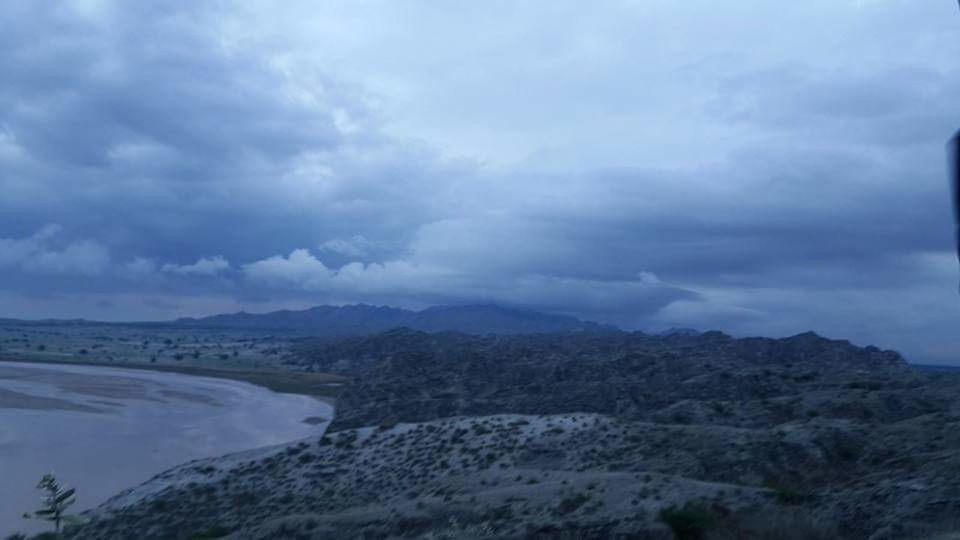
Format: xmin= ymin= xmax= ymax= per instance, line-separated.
xmin=0 ymin=225 xmax=110 ymax=276
xmin=22 ymin=241 xmax=111 ymax=277
xmin=119 ymin=257 xmax=159 ymax=281
xmin=162 ymin=256 xmax=231 ymax=276
xmin=243 ymin=249 xmax=332 ymax=288
xmin=242 ymin=247 xmax=692 ymax=321
xmin=318 ymin=236 xmax=376 ymax=258
xmin=243 ymin=249 xmax=454 ymax=295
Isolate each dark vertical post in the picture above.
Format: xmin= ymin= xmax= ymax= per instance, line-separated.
xmin=951 ymin=132 xmax=960 ymax=283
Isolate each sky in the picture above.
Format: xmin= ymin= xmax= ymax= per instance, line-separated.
xmin=2 ymin=0 xmax=960 ymax=363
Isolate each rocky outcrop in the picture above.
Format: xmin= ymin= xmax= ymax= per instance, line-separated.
xmin=324 ymin=330 xmax=924 ymax=431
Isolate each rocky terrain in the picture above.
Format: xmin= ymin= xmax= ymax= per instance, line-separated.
xmin=288 ymin=329 xmax=942 ymax=433
xmin=66 ymin=330 xmax=960 ymax=539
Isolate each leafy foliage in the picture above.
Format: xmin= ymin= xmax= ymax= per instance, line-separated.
xmin=22 ymin=473 xmax=82 ymax=533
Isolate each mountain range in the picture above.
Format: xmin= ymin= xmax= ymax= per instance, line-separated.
xmin=174 ymin=303 xmax=619 ymax=336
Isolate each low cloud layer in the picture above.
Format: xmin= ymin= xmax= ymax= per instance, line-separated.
xmin=0 ymin=226 xmax=110 ymax=277
xmin=2 ymin=1 xmax=960 ymax=363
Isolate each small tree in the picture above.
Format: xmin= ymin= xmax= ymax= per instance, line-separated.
xmin=22 ymin=473 xmax=77 ymax=533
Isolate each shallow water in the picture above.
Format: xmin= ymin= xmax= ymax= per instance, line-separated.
xmin=0 ymin=361 xmax=332 ymax=536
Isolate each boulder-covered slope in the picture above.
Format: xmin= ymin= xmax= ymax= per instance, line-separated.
xmin=69 ymin=330 xmax=960 ymax=539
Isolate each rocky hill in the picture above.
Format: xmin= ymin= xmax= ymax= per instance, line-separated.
xmin=174 ymin=304 xmax=618 ymax=336
xmin=290 ymin=329 xmax=932 ymax=433
xmin=68 ymin=330 xmax=960 ymax=539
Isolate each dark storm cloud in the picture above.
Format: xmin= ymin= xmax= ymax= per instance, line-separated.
xmin=0 ymin=0 xmax=693 ymax=321
xmin=0 ymin=1 xmax=452 ymax=261
xmin=711 ymin=64 xmax=960 ymax=148
xmin=2 ymin=0 xmax=960 ymax=363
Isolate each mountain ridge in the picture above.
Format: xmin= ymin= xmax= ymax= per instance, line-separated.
xmin=173 ymin=303 xmax=620 ymax=336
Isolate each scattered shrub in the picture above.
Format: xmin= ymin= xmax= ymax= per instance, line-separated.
xmin=660 ymin=502 xmax=716 ymax=540
xmin=765 ymin=482 xmax=814 ymax=506
xmin=555 ymin=493 xmax=590 ymax=515
xmin=187 ymin=525 xmax=230 ymax=539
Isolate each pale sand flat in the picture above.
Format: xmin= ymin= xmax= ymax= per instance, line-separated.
xmin=0 ymin=387 xmax=103 ymax=413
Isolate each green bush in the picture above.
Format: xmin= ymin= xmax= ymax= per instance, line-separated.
xmin=765 ymin=483 xmax=814 ymax=506
xmin=660 ymin=502 xmax=716 ymax=540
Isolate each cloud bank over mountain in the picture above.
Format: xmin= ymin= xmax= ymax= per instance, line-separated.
xmin=1 ymin=0 xmax=959 ymax=362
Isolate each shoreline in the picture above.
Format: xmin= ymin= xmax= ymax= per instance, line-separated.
xmin=0 ymin=357 xmax=337 ymax=538
xmin=0 ymin=356 xmax=346 ymax=404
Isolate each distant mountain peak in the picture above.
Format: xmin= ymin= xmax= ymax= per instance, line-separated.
xmin=657 ymin=327 xmax=702 ymax=337
xmin=173 ymin=303 xmax=619 ymax=336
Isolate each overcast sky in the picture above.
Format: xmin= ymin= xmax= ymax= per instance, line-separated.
xmin=2 ymin=0 xmax=960 ymax=363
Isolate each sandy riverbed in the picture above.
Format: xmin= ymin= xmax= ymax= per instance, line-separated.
xmin=0 ymin=362 xmax=333 ymax=536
